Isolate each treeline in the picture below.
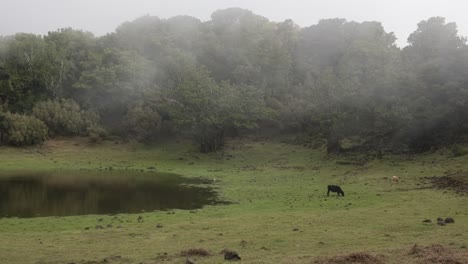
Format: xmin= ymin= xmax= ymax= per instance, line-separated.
xmin=0 ymin=8 xmax=467 ymax=153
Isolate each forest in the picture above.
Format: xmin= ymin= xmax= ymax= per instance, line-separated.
xmin=0 ymin=8 xmax=467 ymax=153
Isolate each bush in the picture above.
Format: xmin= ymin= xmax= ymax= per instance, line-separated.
xmin=0 ymin=112 xmax=48 ymax=146
xmin=32 ymin=99 xmax=101 ymax=136
xmin=122 ymin=104 xmax=162 ymax=140
xmin=452 ymin=145 xmax=468 ymax=157
xmin=86 ymin=124 xmax=108 ymax=143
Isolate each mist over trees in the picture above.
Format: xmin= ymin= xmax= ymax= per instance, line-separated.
xmin=0 ymin=8 xmax=467 ymax=153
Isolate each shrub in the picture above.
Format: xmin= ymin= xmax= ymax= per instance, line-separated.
xmin=32 ymin=99 xmax=101 ymax=136
xmin=122 ymin=104 xmax=162 ymax=140
xmin=0 ymin=112 xmax=48 ymax=146
xmin=87 ymin=124 xmax=108 ymax=143
xmin=452 ymin=145 xmax=468 ymax=157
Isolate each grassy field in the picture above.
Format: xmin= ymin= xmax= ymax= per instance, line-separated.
xmin=0 ymin=137 xmax=467 ymax=264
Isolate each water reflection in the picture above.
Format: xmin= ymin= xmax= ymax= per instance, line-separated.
xmin=0 ymin=171 xmax=221 ymax=218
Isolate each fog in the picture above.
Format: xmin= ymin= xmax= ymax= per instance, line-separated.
xmin=1 ymin=0 xmax=467 ymax=47
xmin=1 ymin=1 xmax=468 ymax=153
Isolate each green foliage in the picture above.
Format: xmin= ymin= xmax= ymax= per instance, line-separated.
xmin=162 ymin=64 xmax=270 ymax=152
xmin=161 ymin=65 xmax=225 ymax=152
xmin=0 ymin=66 xmax=9 ymax=80
xmin=43 ymin=28 xmax=97 ymax=98
xmin=71 ymin=46 xmax=155 ymax=129
xmin=0 ymin=112 xmax=48 ymax=146
xmin=32 ymin=99 xmax=100 ymax=136
xmin=452 ymin=145 xmax=468 ymax=157
xmin=0 ymin=34 xmax=62 ymax=111
xmin=0 ymin=10 xmax=468 ymax=153
xmin=294 ymin=19 xmax=407 ymax=152
xmin=399 ymin=17 xmax=468 ymax=151
xmin=86 ymin=124 xmax=107 ymax=143
xmin=122 ymin=104 xmax=162 ymax=140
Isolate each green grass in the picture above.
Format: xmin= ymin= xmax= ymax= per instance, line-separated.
xmin=0 ymin=137 xmax=467 ymax=263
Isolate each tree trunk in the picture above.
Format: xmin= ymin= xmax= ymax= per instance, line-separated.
xmin=376 ymin=149 xmax=383 ymax=159
xmin=199 ymin=128 xmax=225 ymax=153
xmin=327 ymin=137 xmax=343 ymax=154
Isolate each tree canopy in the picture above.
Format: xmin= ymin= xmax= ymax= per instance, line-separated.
xmin=0 ymin=10 xmax=467 ymax=153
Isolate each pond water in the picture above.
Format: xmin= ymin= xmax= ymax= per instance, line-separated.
xmin=0 ymin=171 xmax=222 ymax=218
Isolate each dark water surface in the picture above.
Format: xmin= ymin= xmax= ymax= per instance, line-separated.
xmin=0 ymin=171 xmax=222 ymax=218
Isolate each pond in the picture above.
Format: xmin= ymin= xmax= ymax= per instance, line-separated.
xmin=0 ymin=171 xmax=223 ymax=218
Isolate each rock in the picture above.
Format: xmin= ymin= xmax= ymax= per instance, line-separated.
xmin=444 ymin=217 xmax=455 ymax=224
xmin=292 ymin=227 xmax=300 ymax=231
xmin=224 ymin=251 xmax=241 ymax=261
xmin=437 ymin=217 xmax=443 ymax=222
xmin=422 ymin=219 xmax=432 ymax=223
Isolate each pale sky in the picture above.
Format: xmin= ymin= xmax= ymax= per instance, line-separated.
xmin=1 ymin=0 xmax=467 ymax=47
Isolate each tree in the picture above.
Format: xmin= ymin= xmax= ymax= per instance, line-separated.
xmin=200 ymin=8 xmax=275 ymax=86
xmin=0 ymin=66 xmax=9 ymax=80
xmin=0 ymin=112 xmax=48 ymax=146
xmin=296 ymin=19 xmax=405 ymax=153
xmin=71 ymin=45 xmax=154 ymax=129
xmin=44 ymin=28 xmax=97 ymax=98
xmin=0 ymin=33 xmax=62 ymax=112
xmin=122 ymin=104 xmax=162 ymax=140
xmin=402 ymin=17 xmax=468 ymax=151
xmin=162 ymin=63 xmax=269 ymax=152
xmin=32 ymin=99 xmax=100 ymax=136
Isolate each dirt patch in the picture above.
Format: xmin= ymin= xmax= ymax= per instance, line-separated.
xmin=428 ymin=172 xmax=468 ymax=193
xmin=313 ymin=244 xmax=468 ymax=264
xmin=314 ymin=252 xmax=382 ymax=264
xmin=409 ymin=244 xmax=467 ymax=264
xmin=42 ymin=137 xmax=90 ymax=149
xmin=74 ymin=255 xmax=130 ymax=263
xmin=180 ymin=248 xmax=211 ymax=257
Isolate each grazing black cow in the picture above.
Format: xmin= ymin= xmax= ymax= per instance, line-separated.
xmin=327 ymin=185 xmax=344 ymax=196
